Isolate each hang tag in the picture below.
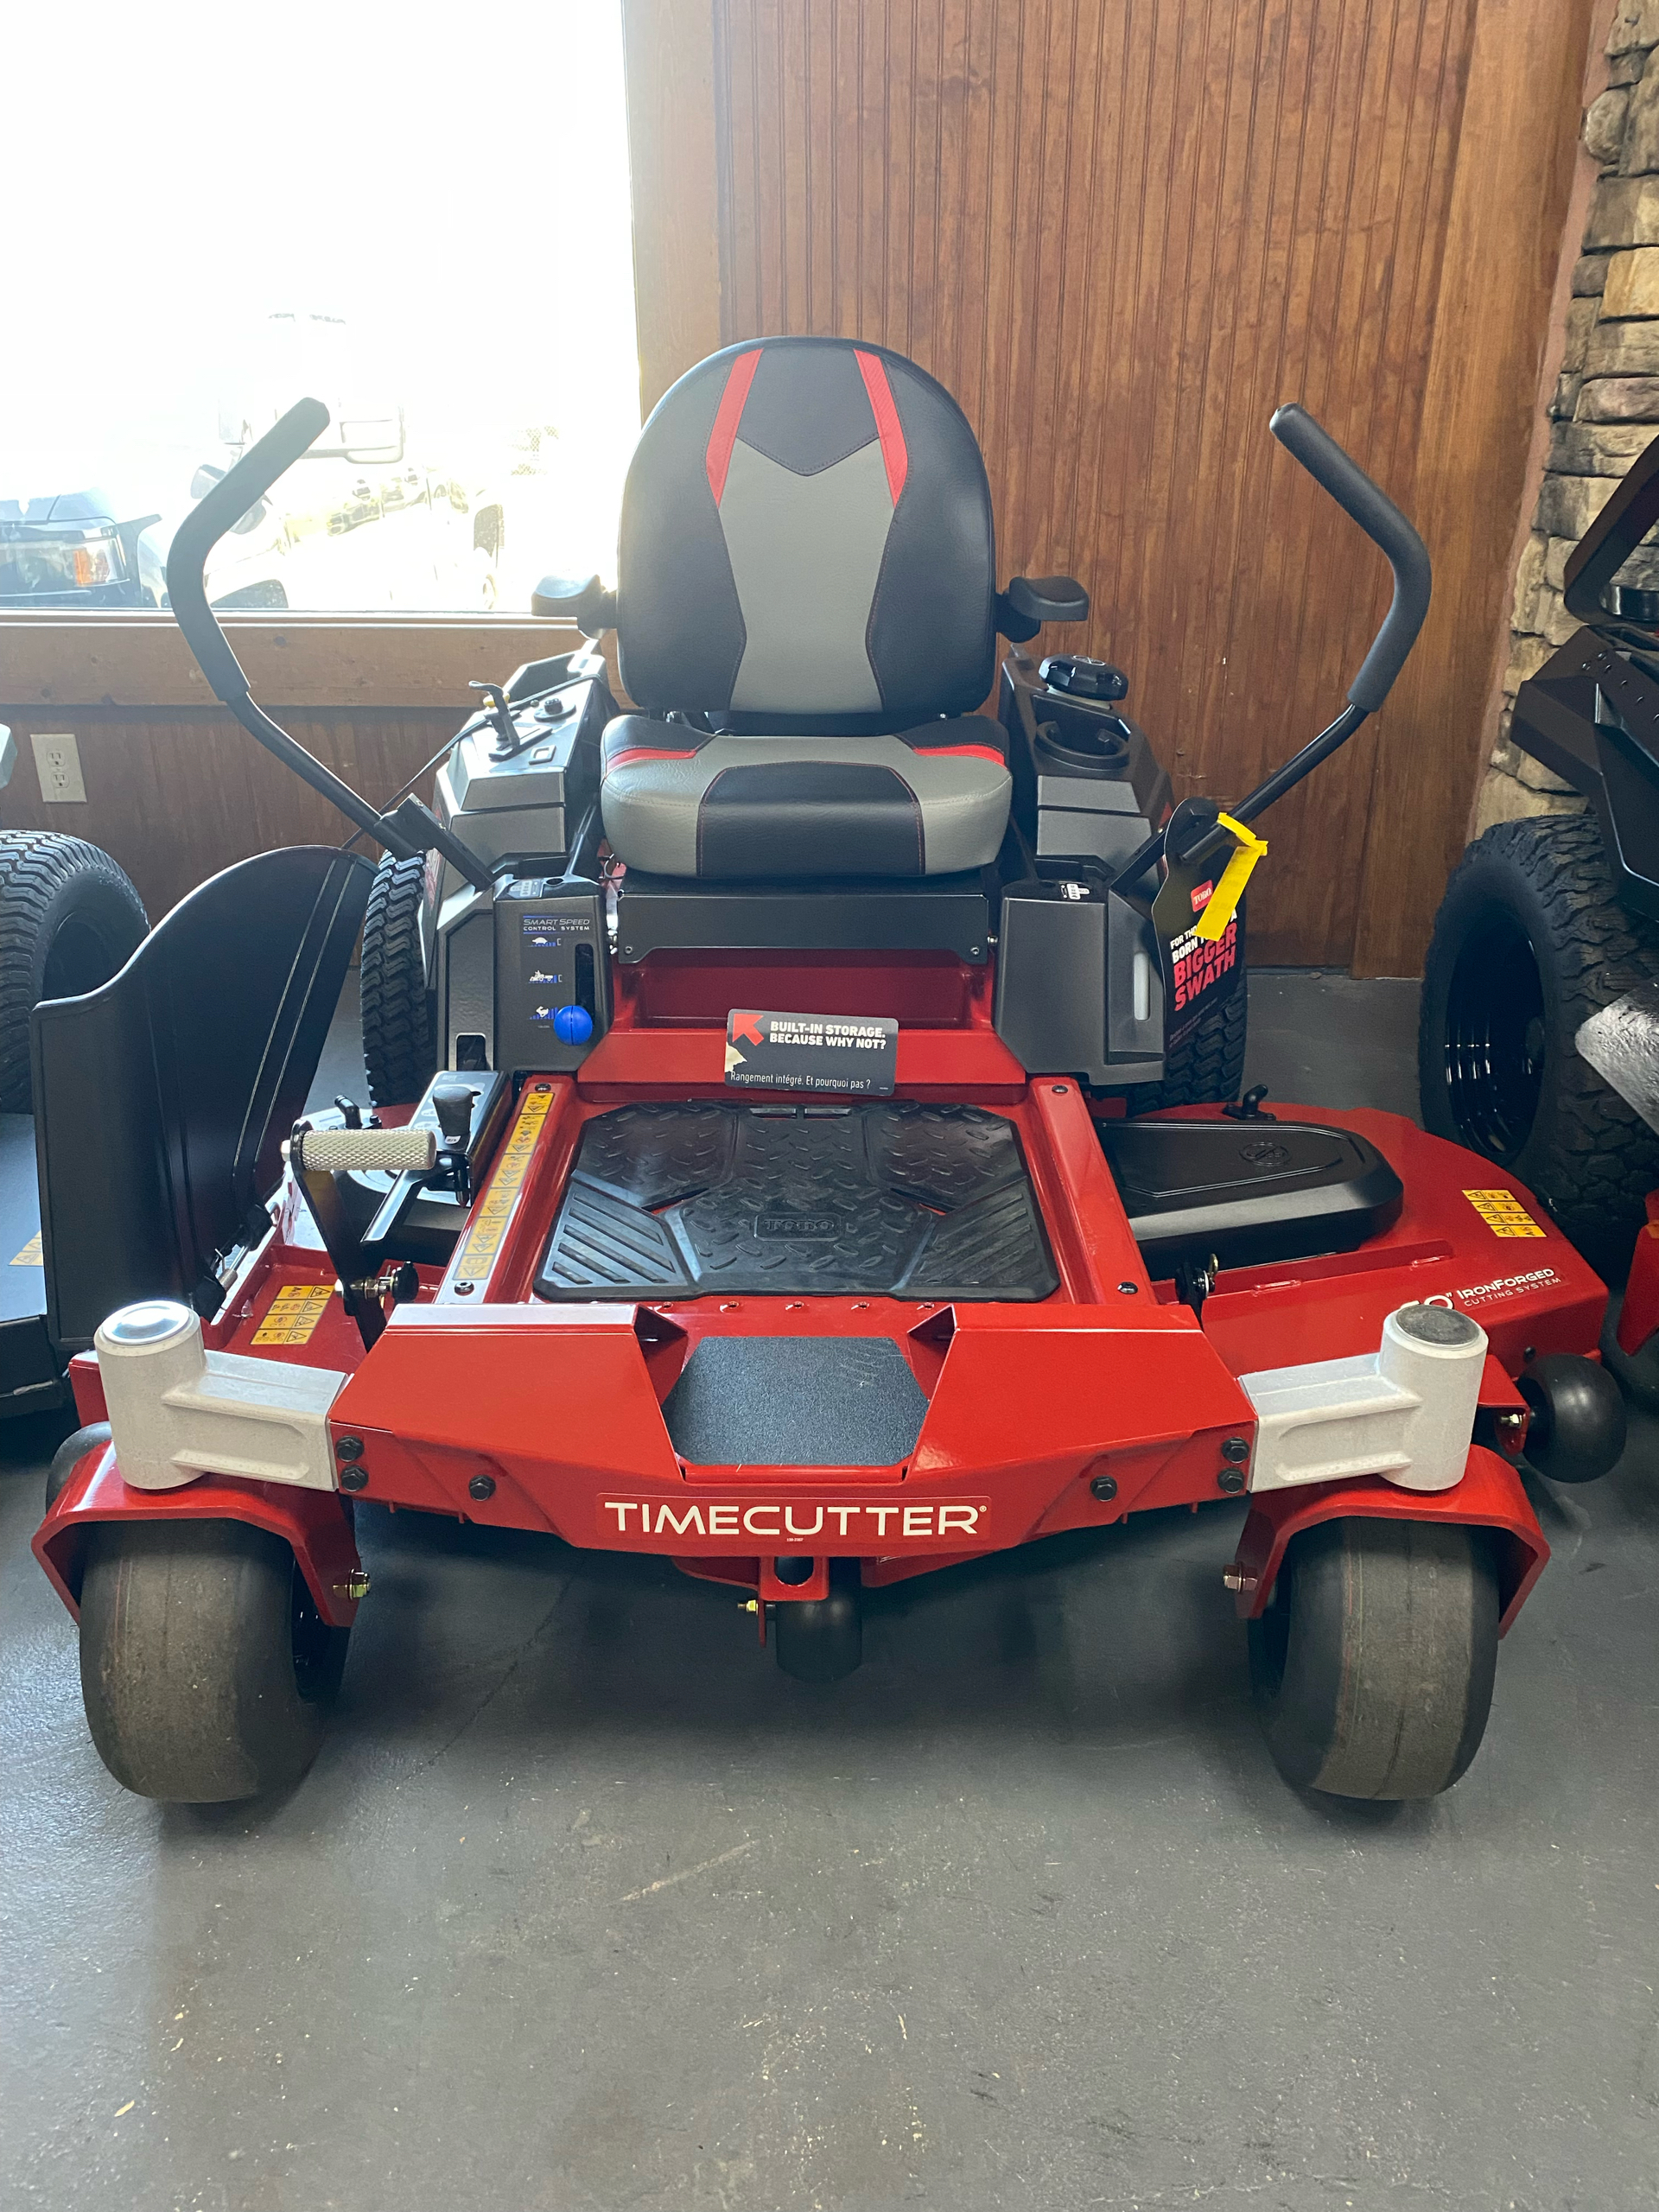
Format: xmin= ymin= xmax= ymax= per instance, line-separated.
xmin=1152 ymin=799 xmax=1249 ymax=1053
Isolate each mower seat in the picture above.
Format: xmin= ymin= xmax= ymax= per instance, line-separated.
xmin=603 ymin=337 xmax=1012 ymax=881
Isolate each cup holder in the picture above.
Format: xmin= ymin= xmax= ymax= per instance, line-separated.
xmin=1033 ymin=715 xmax=1130 ymax=776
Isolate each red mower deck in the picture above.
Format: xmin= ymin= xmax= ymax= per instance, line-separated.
xmin=36 ymin=1037 xmax=1592 ymax=1633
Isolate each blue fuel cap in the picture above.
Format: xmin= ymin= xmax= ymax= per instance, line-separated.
xmin=553 ymin=1004 xmax=594 ymax=1045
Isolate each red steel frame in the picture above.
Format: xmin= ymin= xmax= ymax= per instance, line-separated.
xmin=35 ymin=950 xmax=1609 ymax=1635
xmin=1617 ymin=1188 xmax=1659 ymax=1357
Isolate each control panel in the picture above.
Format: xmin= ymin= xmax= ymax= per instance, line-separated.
xmin=491 ymin=880 xmax=610 ymax=1074
xmin=432 ymin=654 xmax=606 ymax=896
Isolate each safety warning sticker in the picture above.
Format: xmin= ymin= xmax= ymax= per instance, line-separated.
xmin=449 ymin=1082 xmax=556 ymax=1284
xmin=1464 ymin=1187 xmax=1546 ymax=1239
xmin=253 ymin=1284 xmax=334 ymax=1344
xmin=10 ymin=1232 xmax=41 ymax=1268
xmin=724 ymin=1009 xmax=898 ymax=1096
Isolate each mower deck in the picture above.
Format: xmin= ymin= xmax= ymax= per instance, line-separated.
xmin=38 ymin=1044 xmax=1604 ymax=1643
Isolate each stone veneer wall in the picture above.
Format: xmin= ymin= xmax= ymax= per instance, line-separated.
xmin=1480 ymin=0 xmax=1659 ymax=830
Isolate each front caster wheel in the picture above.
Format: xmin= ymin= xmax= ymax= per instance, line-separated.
xmin=79 ymin=1519 xmax=349 ymax=1802
xmin=773 ymin=1561 xmax=863 ymax=1683
xmin=44 ymin=1421 xmax=111 ymax=1513
xmin=1249 ymin=1517 xmax=1498 ymax=1800
xmin=1518 ymin=1353 xmax=1626 ymax=1484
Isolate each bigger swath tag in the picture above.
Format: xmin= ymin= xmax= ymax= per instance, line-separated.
xmin=1152 ymin=800 xmax=1264 ymax=1053
xmin=725 ymin=1008 xmax=898 ymax=1096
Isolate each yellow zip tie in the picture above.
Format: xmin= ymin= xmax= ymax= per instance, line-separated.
xmin=1192 ymin=810 xmax=1268 ymax=941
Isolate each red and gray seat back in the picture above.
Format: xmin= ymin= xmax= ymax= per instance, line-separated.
xmin=598 ymin=338 xmax=1014 ymax=884
xmin=616 ymin=337 xmax=999 ymax=726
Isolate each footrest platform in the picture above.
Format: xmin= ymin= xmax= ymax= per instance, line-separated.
xmin=536 ymin=1100 xmax=1058 ymax=1300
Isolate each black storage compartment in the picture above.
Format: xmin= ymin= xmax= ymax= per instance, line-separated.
xmin=998 ymin=648 xmax=1172 ymax=874
xmin=1096 ymin=1115 xmax=1403 ymax=1273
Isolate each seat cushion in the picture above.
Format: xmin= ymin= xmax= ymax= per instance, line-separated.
xmin=600 ymin=715 xmax=1011 ymax=880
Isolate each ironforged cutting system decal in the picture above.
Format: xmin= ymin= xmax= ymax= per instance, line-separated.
xmin=450 ymin=1082 xmax=555 ymax=1281
xmin=600 ymin=1497 xmax=993 ymax=1541
xmin=1453 ymin=1267 xmax=1563 ymax=1304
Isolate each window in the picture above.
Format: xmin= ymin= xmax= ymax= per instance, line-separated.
xmin=1 ymin=2 xmax=640 ymax=616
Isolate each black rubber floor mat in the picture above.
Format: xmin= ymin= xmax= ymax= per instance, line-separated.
xmin=537 ymin=1100 xmax=1057 ymax=1300
xmin=662 ymin=1336 xmax=928 ymax=1465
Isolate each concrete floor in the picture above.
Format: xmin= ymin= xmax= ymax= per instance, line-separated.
xmin=3 ymin=971 xmax=1657 ymax=2212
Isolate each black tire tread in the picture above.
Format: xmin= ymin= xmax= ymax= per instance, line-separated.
xmin=1418 ymin=813 xmax=1659 ymax=1256
xmin=1128 ymin=983 xmax=1247 ymax=1114
xmin=1250 ymin=1517 xmax=1499 ymax=1801
xmin=0 ymin=831 xmax=146 ymax=1113
xmin=79 ymin=1517 xmax=345 ymax=1803
xmin=360 ymin=852 xmax=436 ymax=1109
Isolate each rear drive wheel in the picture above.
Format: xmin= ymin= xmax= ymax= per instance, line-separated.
xmin=1419 ymin=814 xmax=1659 ymax=1274
xmin=360 ymin=851 xmax=436 ymax=1109
xmin=1249 ymin=1517 xmax=1499 ymax=1800
xmin=1128 ymin=977 xmax=1247 ymax=1113
xmin=79 ymin=1518 xmax=348 ymax=1802
xmin=0 ymin=833 xmax=147 ymax=1111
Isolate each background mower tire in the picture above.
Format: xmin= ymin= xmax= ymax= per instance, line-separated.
xmin=0 ymin=831 xmax=146 ymax=1112
xmin=1419 ymin=814 xmax=1659 ymax=1275
xmin=360 ymin=850 xmax=437 ymax=1109
xmin=1249 ymin=1516 xmax=1499 ymax=1800
xmin=79 ymin=1518 xmax=348 ymax=1802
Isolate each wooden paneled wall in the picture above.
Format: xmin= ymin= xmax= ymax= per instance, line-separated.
xmin=701 ymin=0 xmax=1593 ymax=969
xmin=0 ymin=618 xmax=583 ymax=923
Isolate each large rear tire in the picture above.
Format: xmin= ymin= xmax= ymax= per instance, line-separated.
xmin=360 ymin=851 xmax=436 ymax=1109
xmin=1249 ymin=1517 xmax=1499 ymax=1800
xmin=1419 ymin=814 xmax=1659 ymax=1274
xmin=1128 ymin=979 xmax=1247 ymax=1113
xmin=0 ymin=832 xmax=147 ymax=1112
xmin=79 ymin=1518 xmax=348 ymax=1802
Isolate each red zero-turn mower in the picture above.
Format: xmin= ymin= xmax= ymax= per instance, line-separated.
xmin=31 ymin=341 xmax=1621 ymax=1807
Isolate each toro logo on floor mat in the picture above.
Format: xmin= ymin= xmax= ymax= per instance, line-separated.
xmin=724 ymin=1008 xmax=898 ymax=1096
xmin=599 ymin=1497 xmax=992 ymax=1544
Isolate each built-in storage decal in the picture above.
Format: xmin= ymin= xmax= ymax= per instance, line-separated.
xmin=724 ymin=1008 xmax=899 ymax=1096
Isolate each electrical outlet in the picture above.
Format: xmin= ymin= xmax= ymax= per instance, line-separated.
xmin=31 ymin=733 xmax=86 ymax=804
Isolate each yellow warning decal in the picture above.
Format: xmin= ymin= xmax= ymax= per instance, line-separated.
xmin=449 ymin=1083 xmax=556 ymax=1287
xmin=254 ymin=1283 xmax=334 ymax=1344
xmin=1464 ymin=1188 xmax=1546 ymax=1239
xmin=10 ymin=1231 xmax=42 ymax=1268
